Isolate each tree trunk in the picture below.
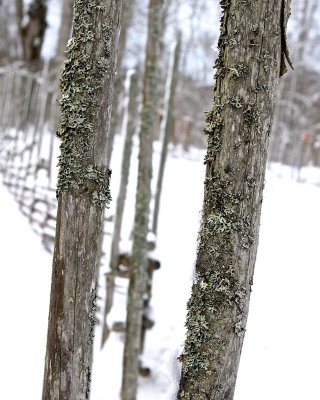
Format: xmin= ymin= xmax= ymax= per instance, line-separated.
xmin=106 ymin=0 xmax=135 ymax=166
xmin=152 ymin=32 xmax=181 ymax=236
xmin=101 ymin=69 xmax=139 ymax=346
xmin=16 ymin=0 xmax=48 ymax=63
xmin=121 ymin=0 xmax=165 ymax=399
xmin=177 ymin=1 xmax=292 ymax=399
xmin=57 ymin=0 xmax=74 ymax=59
xmin=182 ymin=116 xmax=192 ymax=152
xmin=111 ymin=70 xmax=138 ymax=272
xmin=42 ymin=1 xmax=122 ymax=399
xmin=284 ymin=0 xmax=313 ymax=171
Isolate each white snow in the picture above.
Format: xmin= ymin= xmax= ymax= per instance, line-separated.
xmin=235 ymin=169 xmax=320 ymax=400
xmin=0 ymin=181 xmax=52 ymax=399
xmin=1 ymin=137 xmax=320 ymax=399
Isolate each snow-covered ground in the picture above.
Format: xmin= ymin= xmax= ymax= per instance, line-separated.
xmin=1 ymin=137 xmax=320 ymax=399
xmin=0 ymin=178 xmax=52 ymax=399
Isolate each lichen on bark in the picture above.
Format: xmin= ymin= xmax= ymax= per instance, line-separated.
xmin=56 ymin=0 xmax=116 ymax=208
xmin=177 ymin=1 xmax=291 ymax=399
xmin=42 ymin=1 xmax=122 ymax=399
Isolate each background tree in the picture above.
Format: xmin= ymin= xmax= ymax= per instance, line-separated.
xmin=42 ymin=0 xmax=122 ymax=398
xmin=0 ymin=1 xmax=22 ymax=60
xmin=177 ymin=1 xmax=292 ymax=399
xmin=56 ymin=0 xmax=74 ymax=59
xmin=106 ymin=0 xmax=135 ymax=165
xmin=15 ymin=0 xmax=48 ymax=63
xmin=152 ymin=31 xmax=181 ymax=236
xmin=101 ymin=69 xmax=139 ymax=345
xmin=121 ymin=0 xmax=165 ymax=399
xmin=269 ymin=0 xmax=319 ymax=172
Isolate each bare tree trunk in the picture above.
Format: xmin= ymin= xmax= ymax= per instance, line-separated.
xmin=182 ymin=116 xmax=192 ymax=152
xmin=284 ymin=0 xmax=314 ymax=171
xmin=268 ymin=79 xmax=284 ymax=163
xmin=177 ymin=1 xmax=292 ymax=399
xmin=152 ymin=32 xmax=181 ymax=236
xmin=111 ymin=70 xmax=138 ymax=272
xmin=57 ymin=0 xmax=74 ymax=59
xmin=106 ymin=0 xmax=135 ymax=166
xmin=270 ymin=0 xmax=317 ymax=167
xmin=15 ymin=0 xmax=23 ymax=35
xmin=42 ymin=1 xmax=122 ymax=399
xmin=16 ymin=0 xmax=48 ymax=63
xmin=121 ymin=0 xmax=165 ymax=399
xmin=101 ymin=69 xmax=139 ymax=346
xmin=0 ymin=1 xmax=20 ymax=60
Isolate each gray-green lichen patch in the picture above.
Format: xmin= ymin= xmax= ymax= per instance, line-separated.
xmin=179 ymin=170 xmax=253 ymax=386
xmin=56 ymin=0 xmax=112 ymax=208
xmin=243 ymin=102 xmax=260 ymax=126
xmin=228 ymin=63 xmax=248 ymax=80
xmin=203 ymin=106 xmax=224 ymax=162
xmin=250 ymin=23 xmax=259 ymax=34
xmin=251 ymin=82 xmax=269 ymax=93
xmin=227 ymin=95 xmax=243 ymax=109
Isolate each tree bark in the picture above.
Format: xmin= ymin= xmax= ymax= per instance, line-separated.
xmin=42 ymin=1 xmax=122 ymax=399
xmin=152 ymin=32 xmax=181 ymax=236
xmin=121 ymin=0 xmax=165 ymax=399
xmin=177 ymin=1 xmax=292 ymax=399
